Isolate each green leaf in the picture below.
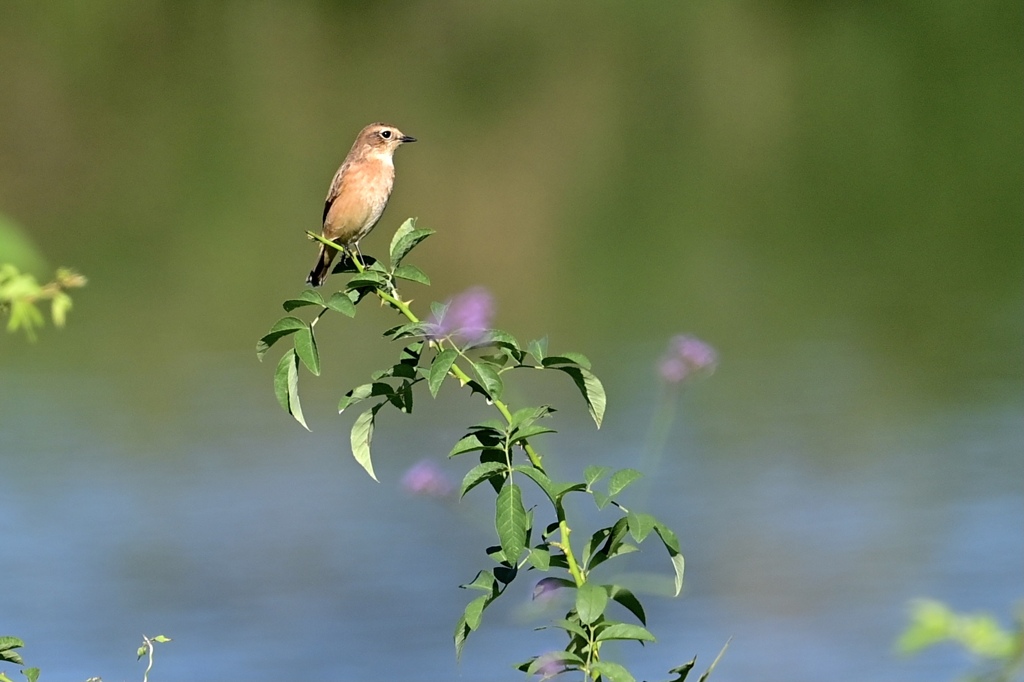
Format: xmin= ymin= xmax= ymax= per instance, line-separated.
xmin=463 ymin=593 xmax=489 ymax=631
xmin=608 ymin=468 xmax=643 ymax=498
xmin=256 ymin=316 xmax=306 ymax=360
xmin=22 ymin=668 xmax=40 ymax=682
xmin=627 ymin=511 xmax=657 ymax=543
xmin=389 ymin=220 xmax=435 ymax=267
xmin=698 ymin=638 xmax=732 ymax=682
xmin=326 ymin=291 xmax=357 ymax=317
xmin=508 ymin=405 xmax=555 ymax=431
xmin=596 ymin=623 xmax=656 ymax=643
xmin=527 ymin=546 xmax=551 ymax=570
xmin=553 ymin=366 xmax=606 ymax=428
xmin=527 ymin=337 xmax=548 ymax=362
xmin=666 ymin=658 xmax=697 ymax=682
xmin=472 ymin=360 xmax=504 ymax=400
xmin=428 ymin=348 xmax=458 ymax=397
xmin=350 ymin=405 xmax=380 ymax=481
xmin=654 ymin=521 xmax=685 ymax=596
xmin=592 ymin=490 xmax=610 ymax=510
xmin=347 ymin=270 xmax=389 ymax=290
xmin=294 ymin=326 xmax=320 ymax=376
xmin=584 ymin=465 xmax=612 ymax=487
xmin=608 ymin=585 xmax=647 ymax=625
xmin=449 ymin=432 xmax=500 ymax=457
xmin=590 ymin=661 xmax=635 ymax=682
xmin=495 ymin=482 xmax=527 ymax=565
xmin=575 ymin=582 xmax=608 ymax=625
xmin=338 ymin=382 xmax=394 ymax=413
xmin=460 ymin=461 xmax=507 ymax=498
xmin=461 ymin=569 xmax=498 ymax=593
xmin=0 ymin=638 xmax=23 ymax=666
xmin=282 ymin=289 xmax=324 ymax=311
xmin=509 ymin=424 xmax=557 ymax=444
xmin=274 ymin=350 xmax=309 ymax=430
xmin=541 ymin=351 xmax=592 ymax=369
xmin=393 ymin=264 xmax=430 ymax=285
xmin=0 ymin=637 xmax=24 ymax=653
xmin=553 ymin=617 xmax=589 ymax=639
xmin=514 ymin=466 xmax=559 ymax=506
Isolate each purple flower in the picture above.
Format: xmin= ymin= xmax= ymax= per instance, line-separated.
xmin=659 ymin=334 xmax=717 ymax=384
xmin=427 ymin=287 xmax=494 ymax=345
xmin=400 ymin=459 xmax=453 ymax=497
xmin=531 ymin=651 xmax=570 ymax=679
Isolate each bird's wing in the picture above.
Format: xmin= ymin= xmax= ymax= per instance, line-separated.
xmin=322 ymin=161 xmax=350 ymax=226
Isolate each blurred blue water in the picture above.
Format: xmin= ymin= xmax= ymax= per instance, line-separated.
xmin=1 ymin=354 xmax=1020 ymax=682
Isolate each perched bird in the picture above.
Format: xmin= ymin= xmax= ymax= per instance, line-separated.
xmin=306 ymin=122 xmax=416 ymax=287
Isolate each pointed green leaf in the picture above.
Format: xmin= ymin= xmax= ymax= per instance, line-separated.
xmin=294 ymin=326 xmax=320 ymax=376
xmin=389 ymin=220 xmax=435 ymax=267
xmin=513 ymin=465 xmax=559 ymax=506
xmin=654 ymin=521 xmax=685 ymax=596
xmin=553 ymin=618 xmax=588 ymax=639
xmin=593 ymin=490 xmax=610 ymax=510
xmin=553 ymin=366 xmax=606 ymax=428
xmin=449 ymin=433 xmax=497 ymax=457
xmin=584 ymin=465 xmax=612 ymax=487
xmin=256 ymin=315 xmax=306 ymax=360
xmin=667 ymin=658 xmax=697 ymax=682
xmin=541 ymin=352 xmax=592 ymax=369
xmin=627 ymin=511 xmax=657 ymax=543
xmin=338 ymin=382 xmax=394 ymax=413
xmin=463 ymin=593 xmax=489 ymax=631
xmin=495 ymin=482 xmax=527 ymax=564
xmin=509 ymin=424 xmax=557 ymax=444
xmin=282 ymin=289 xmax=324 ymax=311
xmin=527 ymin=546 xmax=551 ymax=570
xmin=428 ymin=348 xmax=458 ymax=397
xmin=274 ymin=349 xmax=309 ymax=430
xmin=393 ymin=264 xmax=430 ymax=285
xmin=697 ymin=638 xmax=731 ymax=682
xmin=460 ymin=461 xmax=507 ymax=498
xmin=461 ymin=569 xmax=498 ymax=592
xmin=326 ymin=291 xmax=357 ymax=317
xmin=608 ymin=585 xmax=647 ymax=625
xmin=509 ymin=405 xmax=555 ymax=431
xmin=527 ymin=337 xmax=548 ymax=362
xmin=575 ymin=581 xmax=608 ymax=625
xmin=608 ymin=468 xmax=643 ymax=498
xmin=347 ymin=270 xmax=389 ymax=290
xmin=350 ymin=406 xmax=379 ymax=481
xmin=590 ymin=661 xmax=635 ymax=682
xmin=472 ymin=360 xmax=503 ymax=400
xmin=596 ymin=623 xmax=656 ymax=643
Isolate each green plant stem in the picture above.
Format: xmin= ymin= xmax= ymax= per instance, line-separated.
xmin=308 ymin=231 xmax=586 ymax=588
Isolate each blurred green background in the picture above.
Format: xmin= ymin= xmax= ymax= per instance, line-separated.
xmin=1 ymin=2 xmax=1021 ymax=681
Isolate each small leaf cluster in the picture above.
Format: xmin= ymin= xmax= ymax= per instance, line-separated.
xmin=258 ymin=220 xmax=715 ymax=681
xmin=0 ymin=265 xmax=86 ymax=341
xmin=0 ymin=637 xmax=38 ymax=682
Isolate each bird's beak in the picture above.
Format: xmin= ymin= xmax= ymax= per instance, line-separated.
xmin=400 ymin=135 xmax=417 ymax=143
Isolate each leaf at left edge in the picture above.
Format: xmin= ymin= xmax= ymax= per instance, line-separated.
xmin=274 ymin=350 xmax=309 ymax=431
xmin=350 ymin=406 xmax=379 ymax=481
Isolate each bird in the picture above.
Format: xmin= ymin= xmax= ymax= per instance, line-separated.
xmin=306 ymin=122 xmax=416 ymax=287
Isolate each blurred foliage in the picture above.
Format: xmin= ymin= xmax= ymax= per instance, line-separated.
xmin=1 ymin=264 xmax=86 ymax=341
xmin=898 ymin=599 xmax=1024 ymax=682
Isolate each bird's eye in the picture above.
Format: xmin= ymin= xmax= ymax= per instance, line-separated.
xmin=380 ymin=130 xmax=392 ymax=139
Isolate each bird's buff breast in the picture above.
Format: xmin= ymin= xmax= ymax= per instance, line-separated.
xmin=325 ymin=158 xmax=395 ymax=242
